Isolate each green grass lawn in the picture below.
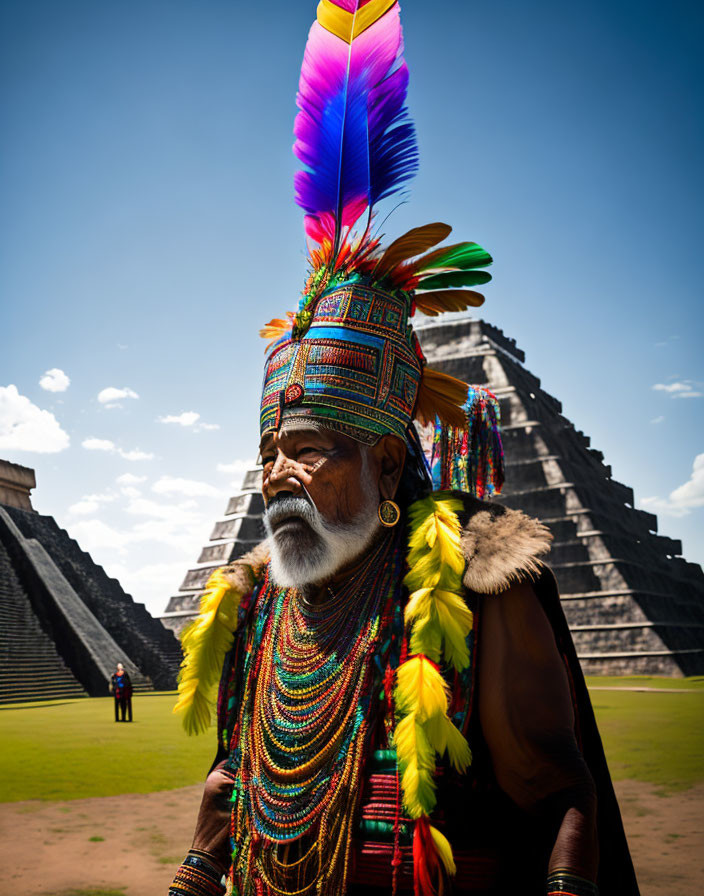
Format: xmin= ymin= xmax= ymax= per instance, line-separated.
xmin=584 ymin=675 xmax=704 ymax=691
xmin=1 ymin=681 xmax=702 ymax=802
xmin=0 ymin=693 xmax=214 ymax=802
xmin=586 ymin=681 xmax=704 ymax=793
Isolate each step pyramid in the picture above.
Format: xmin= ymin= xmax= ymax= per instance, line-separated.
xmin=419 ymin=317 xmax=704 ymax=675
xmin=162 ymin=317 xmax=704 ymax=675
xmin=0 ymin=459 xmax=183 ymax=701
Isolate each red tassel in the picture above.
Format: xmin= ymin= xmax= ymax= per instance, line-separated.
xmin=384 ymin=663 xmax=395 ymax=716
xmin=413 ymin=816 xmax=443 ymax=896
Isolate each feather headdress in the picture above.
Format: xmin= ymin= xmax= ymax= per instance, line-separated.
xmin=258 ymin=1 xmax=494 ymax=443
xmin=261 ymin=0 xmax=492 ymax=441
xmin=258 ymin=1 xmax=494 ymax=444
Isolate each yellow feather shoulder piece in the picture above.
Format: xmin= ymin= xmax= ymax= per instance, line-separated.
xmin=404 ymin=494 xmax=472 ymax=669
xmin=393 ymin=491 xmax=474 ymax=831
xmin=174 ymin=545 xmax=268 ymax=735
xmin=393 ymin=712 xmax=436 ymax=818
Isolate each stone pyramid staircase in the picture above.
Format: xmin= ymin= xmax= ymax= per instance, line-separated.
xmin=419 ymin=316 xmax=704 ymax=675
xmin=0 ymin=537 xmax=86 ymax=703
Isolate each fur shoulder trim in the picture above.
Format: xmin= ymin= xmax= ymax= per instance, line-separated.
xmin=460 ymin=503 xmax=552 ymax=594
xmin=220 ymin=541 xmax=270 ymax=592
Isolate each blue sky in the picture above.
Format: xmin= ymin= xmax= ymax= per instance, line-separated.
xmin=1 ymin=0 xmax=702 ymax=617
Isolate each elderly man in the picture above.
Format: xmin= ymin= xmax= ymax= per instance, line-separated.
xmin=172 ymin=407 xmax=638 ymax=896
xmin=169 ymin=2 xmax=638 ymax=894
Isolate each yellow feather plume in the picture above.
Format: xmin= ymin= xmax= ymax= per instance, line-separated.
xmin=393 ymin=713 xmax=437 ymax=818
xmin=430 ymin=825 xmax=457 ymax=876
xmin=442 ymin=715 xmax=472 ymax=772
xmin=404 ymin=585 xmax=434 ymax=623
xmin=394 ymin=492 xmax=474 ymax=828
xmin=406 ymin=496 xmax=465 ymax=590
xmin=404 ymin=495 xmax=471 ymax=667
xmin=395 ymin=656 xmax=449 ymax=722
xmin=409 ymin=614 xmax=443 ymax=664
xmin=174 ymin=568 xmax=245 ymax=735
xmin=432 ymin=590 xmax=473 ymax=669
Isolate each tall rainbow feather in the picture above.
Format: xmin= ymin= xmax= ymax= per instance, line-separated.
xmin=294 ymin=0 xmax=418 ymax=259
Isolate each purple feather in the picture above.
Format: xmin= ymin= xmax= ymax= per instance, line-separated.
xmin=293 ymin=1 xmax=418 ymax=248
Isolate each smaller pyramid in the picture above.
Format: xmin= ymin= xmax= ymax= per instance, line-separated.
xmin=0 ymin=459 xmax=183 ymax=702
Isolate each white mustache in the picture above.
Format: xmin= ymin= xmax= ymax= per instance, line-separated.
xmin=264 ymin=495 xmax=318 ymax=530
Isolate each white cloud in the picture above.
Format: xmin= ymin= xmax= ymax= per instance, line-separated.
xmin=158 ymin=411 xmax=220 ymax=432
xmin=119 ymin=561 xmax=185 ymax=596
xmin=217 ymin=458 xmax=255 ymax=475
xmin=116 ymin=473 xmax=147 ymax=486
xmin=670 ymin=454 xmax=704 ymax=509
xmin=68 ymin=491 xmax=117 ymax=516
xmin=152 ymin=476 xmax=222 ymax=498
xmin=125 ymin=496 xmax=198 ymax=520
xmin=119 ymin=448 xmax=154 ymax=461
xmin=650 ymin=415 xmax=665 ymax=425
xmin=68 ymin=497 xmax=205 ymax=558
xmin=652 ymin=380 xmax=703 ymax=399
xmin=82 ymin=437 xmax=116 ymax=452
xmin=39 ymin=368 xmax=70 ymax=392
xmin=641 ymin=453 xmax=704 ymax=518
xmin=97 ymin=386 xmax=139 ymax=407
xmin=82 ymin=437 xmax=153 ymax=461
xmin=0 ymin=385 xmax=70 ymax=453
xmin=159 ymin=411 xmax=199 ymax=427
xmin=67 ymin=519 xmax=133 ymax=554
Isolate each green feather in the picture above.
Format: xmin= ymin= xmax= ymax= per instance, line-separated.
xmin=417 ymin=270 xmax=492 ymax=290
xmin=415 ymin=241 xmax=493 ymax=272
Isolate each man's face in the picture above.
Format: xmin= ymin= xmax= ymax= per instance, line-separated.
xmin=116 ymin=664 xmax=123 ymax=674
xmin=260 ymin=426 xmax=381 ymax=588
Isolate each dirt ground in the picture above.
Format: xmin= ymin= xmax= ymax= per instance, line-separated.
xmin=1 ymin=780 xmax=702 ymax=895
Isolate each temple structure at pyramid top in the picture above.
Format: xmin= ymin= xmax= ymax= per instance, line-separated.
xmin=162 ymin=316 xmax=704 ymax=676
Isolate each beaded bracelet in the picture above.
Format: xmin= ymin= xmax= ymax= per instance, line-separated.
xmin=169 ymin=849 xmax=226 ymax=896
xmin=546 ymin=870 xmax=599 ymax=896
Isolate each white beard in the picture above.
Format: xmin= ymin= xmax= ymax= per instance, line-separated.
xmin=264 ymin=457 xmax=380 ymax=589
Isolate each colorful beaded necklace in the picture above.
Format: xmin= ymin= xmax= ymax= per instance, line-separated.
xmin=230 ymin=528 xmax=403 ymax=896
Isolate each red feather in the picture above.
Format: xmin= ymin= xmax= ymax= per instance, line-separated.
xmin=413 ymin=816 xmax=444 ymax=896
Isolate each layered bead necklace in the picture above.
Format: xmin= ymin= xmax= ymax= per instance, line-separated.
xmin=230 ymin=528 xmax=402 ymax=896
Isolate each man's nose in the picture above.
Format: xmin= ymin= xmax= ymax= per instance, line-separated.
xmin=266 ymin=451 xmax=305 ymax=498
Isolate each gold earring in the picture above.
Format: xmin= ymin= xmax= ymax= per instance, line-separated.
xmin=378 ymin=499 xmax=401 ymax=527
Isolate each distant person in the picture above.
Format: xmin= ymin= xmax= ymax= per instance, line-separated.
xmin=110 ymin=662 xmax=132 ymax=722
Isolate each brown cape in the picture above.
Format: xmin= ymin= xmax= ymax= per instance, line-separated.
xmin=457 ymin=494 xmax=640 ymax=895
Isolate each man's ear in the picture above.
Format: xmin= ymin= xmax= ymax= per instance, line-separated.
xmin=371 ymin=434 xmax=406 ymax=501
